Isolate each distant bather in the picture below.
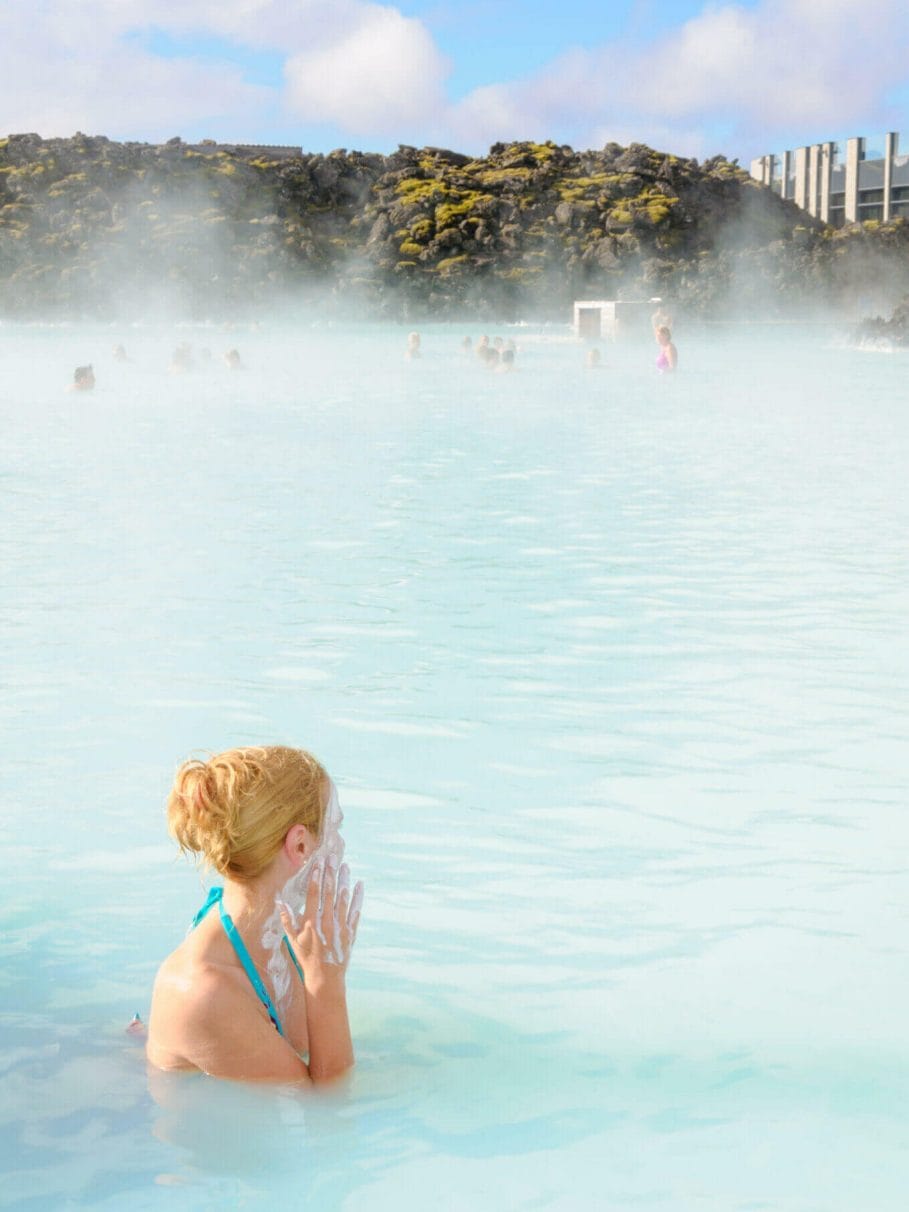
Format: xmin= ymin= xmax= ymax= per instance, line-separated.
xmin=71 ymin=364 xmax=95 ymax=391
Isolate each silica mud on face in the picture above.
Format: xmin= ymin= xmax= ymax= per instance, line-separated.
xmin=261 ymin=781 xmax=364 ymax=1013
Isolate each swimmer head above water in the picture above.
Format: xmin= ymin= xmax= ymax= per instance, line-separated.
xmin=71 ymin=364 xmax=95 ymax=391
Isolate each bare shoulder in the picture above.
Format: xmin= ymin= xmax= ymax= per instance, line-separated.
xmin=146 ymin=944 xmax=230 ymax=1069
xmin=149 ymin=921 xmax=240 ymax=1012
xmin=147 ymin=946 xmax=310 ymax=1084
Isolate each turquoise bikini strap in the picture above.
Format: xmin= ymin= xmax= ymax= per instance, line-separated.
xmin=285 ymin=937 xmax=305 ymax=984
xmin=191 ymin=887 xmax=303 ymax=1032
xmin=190 ymin=884 xmax=224 ymax=929
xmin=215 ymin=895 xmax=286 ymax=1037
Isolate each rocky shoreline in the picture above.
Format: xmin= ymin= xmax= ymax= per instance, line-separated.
xmin=2 ymin=132 xmax=909 ymax=320
xmin=852 ymin=299 xmax=909 ymax=348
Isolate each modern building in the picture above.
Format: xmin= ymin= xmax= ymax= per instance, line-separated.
xmin=750 ymin=133 xmax=909 ymax=226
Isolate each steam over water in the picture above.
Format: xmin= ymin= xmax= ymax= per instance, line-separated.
xmin=1 ymin=321 xmax=907 ymax=1209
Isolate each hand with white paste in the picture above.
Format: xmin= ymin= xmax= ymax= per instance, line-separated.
xmin=280 ymin=857 xmax=364 ymax=987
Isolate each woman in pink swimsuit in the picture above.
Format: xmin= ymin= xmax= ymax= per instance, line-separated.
xmin=655 ymin=326 xmax=678 ymax=373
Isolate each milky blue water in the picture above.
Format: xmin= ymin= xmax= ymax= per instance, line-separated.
xmin=1 ymin=320 xmax=907 ymax=1210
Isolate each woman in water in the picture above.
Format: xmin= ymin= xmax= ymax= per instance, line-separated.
xmin=655 ymin=326 xmax=678 ymax=373
xmin=146 ymin=746 xmax=363 ymax=1084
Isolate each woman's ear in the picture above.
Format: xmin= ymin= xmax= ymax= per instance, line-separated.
xmin=284 ymin=823 xmax=318 ymax=869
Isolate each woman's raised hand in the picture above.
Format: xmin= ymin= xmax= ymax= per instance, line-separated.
xmin=280 ymin=858 xmax=364 ymax=984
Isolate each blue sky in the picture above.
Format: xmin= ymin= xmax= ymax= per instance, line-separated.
xmin=1 ymin=0 xmax=907 ymax=161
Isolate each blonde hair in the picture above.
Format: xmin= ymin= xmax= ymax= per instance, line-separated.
xmin=167 ymin=745 xmax=328 ymax=881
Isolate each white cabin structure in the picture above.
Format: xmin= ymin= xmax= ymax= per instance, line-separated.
xmin=573 ymin=300 xmax=648 ymax=339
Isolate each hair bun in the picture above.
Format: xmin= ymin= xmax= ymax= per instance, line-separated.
xmin=167 ymin=755 xmax=243 ymax=875
xmin=166 ymin=746 xmax=328 ymax=881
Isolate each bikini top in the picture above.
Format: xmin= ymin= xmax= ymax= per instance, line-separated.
xmin=191 ymin=886 xmax=304 ymax=1038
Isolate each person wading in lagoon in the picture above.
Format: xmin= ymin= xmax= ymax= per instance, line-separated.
xmin=70 ymin=364 xmax=95 ymax=391
xmin=146 ymin=746 xmax=363 ymax=1084
xmin=655 ymin=325 xmax=678 ymax=373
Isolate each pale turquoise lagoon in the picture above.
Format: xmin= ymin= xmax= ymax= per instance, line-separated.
xmin=0 ymin=320 xmax=907 ymax=1210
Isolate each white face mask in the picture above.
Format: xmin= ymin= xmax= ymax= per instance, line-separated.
xmin=302 ymin=780 xmax=345 ymax=877
xmin=261 ymin=780 xmax=349 ymax=1016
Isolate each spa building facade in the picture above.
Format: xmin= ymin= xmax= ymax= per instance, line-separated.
xmin=750 ymin=133 xmax=909 ymax=226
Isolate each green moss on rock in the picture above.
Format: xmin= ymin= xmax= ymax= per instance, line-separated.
xmin=435 ymin=254 xmax=469 ymax=273
xmin=395 ymin=178 xmax=448 ymax=202
xmin=435 ymin=191 xmax=491 ymax=228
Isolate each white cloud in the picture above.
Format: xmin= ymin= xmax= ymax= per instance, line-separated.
xmin=0 ymin=0 xmax=448 ymax=142
xmin=284 ymin=4 xmax=449 ymax=137
xmin=0 ymin=0 xmax=908 ymax=154
xmin=628 ymin=0 xmax=907 ymax=130
xmin=449 ymin=0 xmax=909 ymax=156
xmin=0 ymin=2 xmax=270 ymax=139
